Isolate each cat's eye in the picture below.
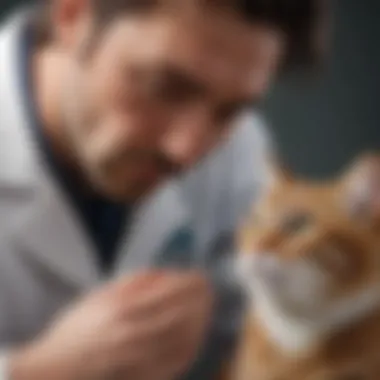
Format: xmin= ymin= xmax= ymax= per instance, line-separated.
xmin=281 ymin=213 xmax=313 ymax=234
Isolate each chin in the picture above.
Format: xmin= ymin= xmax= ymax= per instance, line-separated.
xmin=86 ymin=163 xmax=167 ymax=201
xmin=98 ymin=178 xmax=159 ymax=202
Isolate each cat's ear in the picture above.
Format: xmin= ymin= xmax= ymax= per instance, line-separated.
xmin=341 ymin=153 xmax=380 ymax=223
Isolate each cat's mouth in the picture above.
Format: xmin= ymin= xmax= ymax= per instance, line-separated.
xmin=235 ymin=253 xmax=286 ymax=288
xmin=236 ymin=252 xmax=331 ymax=316
xmin=253 ymin=254 xmax=288 ymax=290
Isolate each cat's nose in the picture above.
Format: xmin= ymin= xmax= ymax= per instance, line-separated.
xmin=254 ymin=253 xmax=278 ymax=271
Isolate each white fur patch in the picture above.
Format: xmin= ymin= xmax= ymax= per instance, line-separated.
xmin=236 ymin=253 xmax=380 ymax=357
xmin=253 ymin=285 xmax=322 ymax=356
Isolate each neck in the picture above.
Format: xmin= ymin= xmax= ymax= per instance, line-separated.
xmin=252 ymin=293 xmax=321 ymax=358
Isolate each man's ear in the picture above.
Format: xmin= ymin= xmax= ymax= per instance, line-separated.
xmin=340 ymin=152 xmax=380 ymax=225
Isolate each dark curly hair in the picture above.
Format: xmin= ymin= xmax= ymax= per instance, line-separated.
xmin=32 ymin=0 xmax=328 ymax=73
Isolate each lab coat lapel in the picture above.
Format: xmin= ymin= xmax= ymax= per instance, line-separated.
xmin=0 ymin=12 xmax=101 ymax=290
xmin=115 ymin=179 xmax=193 ymax=275
xmin=12 ymin=181 xmax=101 ymax=289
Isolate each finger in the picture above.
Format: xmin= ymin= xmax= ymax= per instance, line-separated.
xmin=111 ymin=270 xmax=168 ymax=293
xmin=100 ymin=270 xmax=171 ymax=304
xmin=123 ymin=271 xmax=212 ymax=320
xmin=117 ymin=299 xmax=212 ymax=380
xmin=123 ymin=291 xmax=213 ymax=352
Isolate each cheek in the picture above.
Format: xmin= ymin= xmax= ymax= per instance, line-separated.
xmin=90 ymin=53 xmax=171 ymax=126
xmin=62 ymin=67 xmax=105 ymax=149
xmin=79 ymin=83 xmax=158 ymax=157
xmin=88 ymin=77 xmax=171 ymax=151
xmin=86 ymin=117 xmax=134 ymax=158
xmin=239 ymin=253 xmax=329 ymax=296
xmin=282 ymin=261 xmax=331 ymax=304
xmin=62 ymin=66 xmax=90 ymax=127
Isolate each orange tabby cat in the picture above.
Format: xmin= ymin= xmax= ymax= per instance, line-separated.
xmin=221 ymin=154 xmax=380 ymax=380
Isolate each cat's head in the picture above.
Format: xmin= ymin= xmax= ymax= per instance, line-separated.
xmin=237 ymin=154 xmax=380 ymax=323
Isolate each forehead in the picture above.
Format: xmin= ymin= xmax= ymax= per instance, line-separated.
xmin=100 ymin=8 xmax=284 ymax=97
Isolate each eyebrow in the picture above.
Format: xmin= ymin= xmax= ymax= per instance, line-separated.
xmin=166 ymin=66 xmax=262 ymax=105
xmin=141 ymin=62 xmax=262 ymax=108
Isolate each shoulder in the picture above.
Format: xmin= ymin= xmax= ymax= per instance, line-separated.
xmin=226 ymin=111 xmax=275 ymax=194
xmin=180 ymin=112 xmax=276 ymax=231
xmin=220 ymin=112 xmax=276 ymax=225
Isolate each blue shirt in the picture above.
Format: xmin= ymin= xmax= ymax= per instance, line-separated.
xmin=18 ymin=23 xmax=129 ymax=273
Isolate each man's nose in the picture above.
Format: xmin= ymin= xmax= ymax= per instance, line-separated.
xmin=161 ymin=108 xmax=215 ymax=168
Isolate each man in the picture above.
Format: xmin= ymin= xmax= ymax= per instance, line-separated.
xmin=0 ymin=0 xmax=325 ymax=379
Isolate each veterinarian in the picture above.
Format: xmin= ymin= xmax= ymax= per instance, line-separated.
xmin=0 ymin=0 xmax=326 ymax=379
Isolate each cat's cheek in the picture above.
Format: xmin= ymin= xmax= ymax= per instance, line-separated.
xmin=234 ymin=253 xmax=256 ymax=284
xmin=284 ymin=262 xmax=330 ymax=307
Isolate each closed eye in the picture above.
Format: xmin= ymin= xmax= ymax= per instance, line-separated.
xmin=281 ymin=213 xmax=313 ymax=235
xmin=129 ymin=64 xmax=207 ymax=105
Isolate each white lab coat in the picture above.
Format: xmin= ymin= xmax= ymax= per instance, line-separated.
xmin=0 ymin=9 xmax=274 ymax=380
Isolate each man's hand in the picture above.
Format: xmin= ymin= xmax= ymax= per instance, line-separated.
xmin=9 ymin=270 xmax=214 ymax=380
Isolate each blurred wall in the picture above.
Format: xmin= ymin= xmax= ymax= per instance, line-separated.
xmin=264 ymin=0 xmax=380 ymax=179
xmin=1 ymin=0 xmax=379 ymax=179
xmin=0 ymin=0 xmax=28 ymax=17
